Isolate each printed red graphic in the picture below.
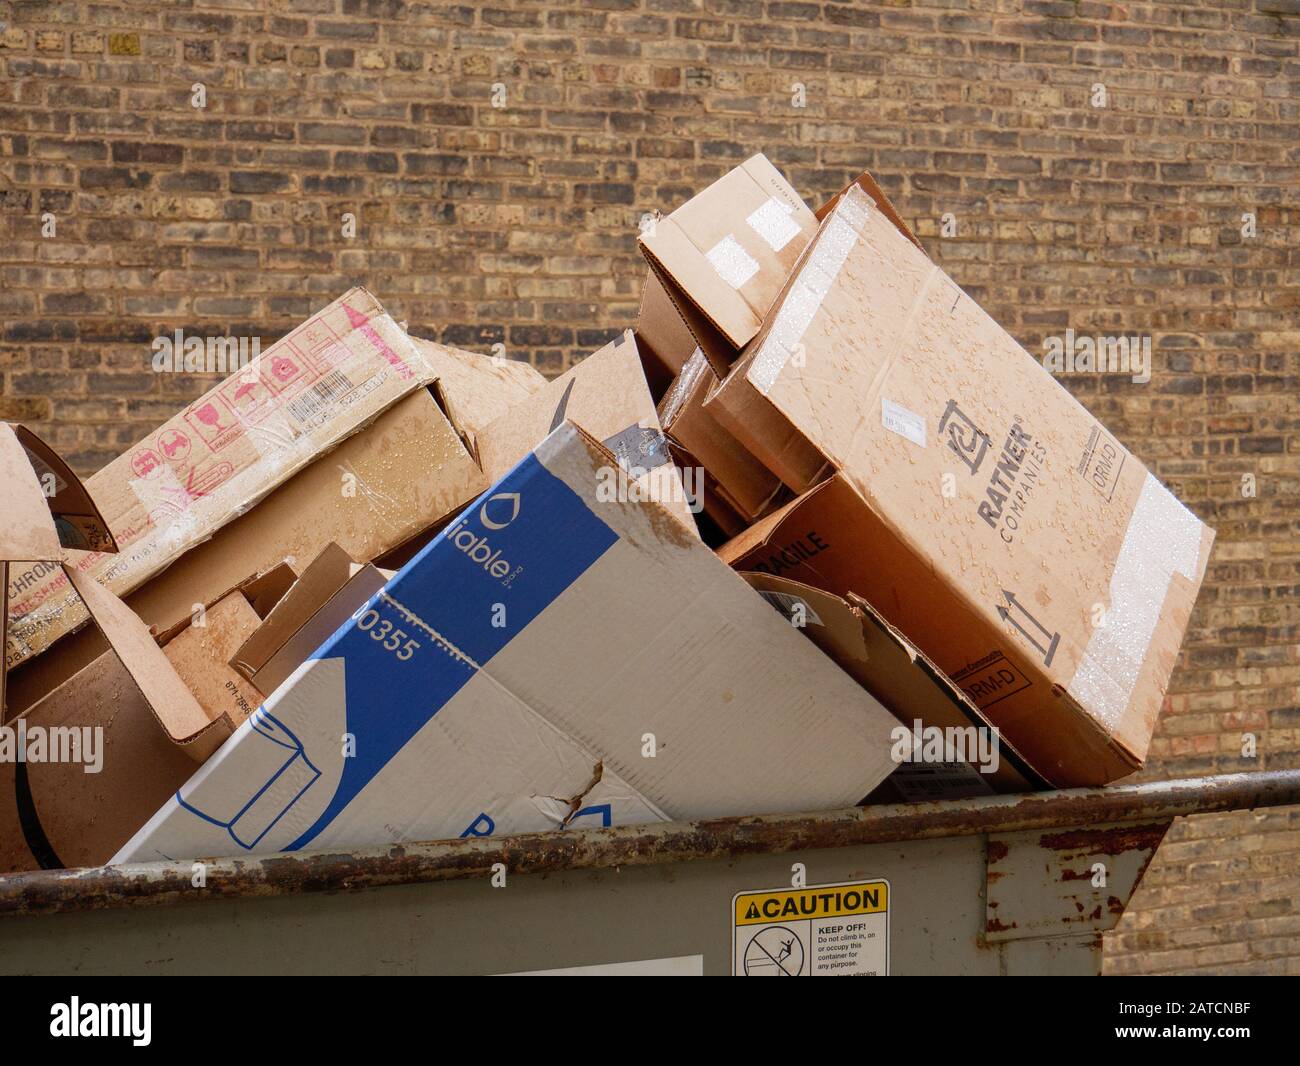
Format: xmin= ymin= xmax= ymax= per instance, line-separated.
xmin=184 ymin=396 xmax=244 ymax=451
xmin=130 ymin=448 xmax=164 ymax=479
xmin=158 ymin=428 xmax=191 ymax=462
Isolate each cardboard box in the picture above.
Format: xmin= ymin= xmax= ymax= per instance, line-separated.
xmin=742 ymin=573 xmax=1044 ymax=800
xmin=410 ymin=337 xmax=546 ymax=463
xmin=658 ymin=349 xmax=784 ymax=521
xmin=638 ymin=154 xmax=818 ymax=376
xmin=0 ymin=422 xmax=253 ymax=870
xmin=231 ymin=543 xmax=391 ymax=700
xmin=5 ymin=288 xmax=435 ymax=673
xmin=4 ymin=388 xmax=486 ymax=718
xmin=112 ymin=422 xmax=900 ymax=863
xmin=718 ymin=185 xmax=1215 ymax=786
xmin=477 ymin=330 xmax=699 ymax=534
xmin=0 ymin=564 xmax=296 ymax=871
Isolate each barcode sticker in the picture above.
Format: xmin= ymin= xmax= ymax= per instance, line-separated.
xmin=287 ymin=369 xmax=354 ymax=425
xmin=759 ymin=590 xmax=824 ymax=628
xmin=881 ymin=397 xmax=926 ymax=448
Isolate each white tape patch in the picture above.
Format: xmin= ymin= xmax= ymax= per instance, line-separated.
xmin=748 ymin=191 xmax=869 ymax=395
xmin=1070 ymin=473 xmax=1203 ymax=732
xmin=705 ymin=234 xmax=760 ymax=289
xmin=881 ymin=397 xmax=926 ymax=448
xmin=746 ymin=197 xmax=801 ymax=252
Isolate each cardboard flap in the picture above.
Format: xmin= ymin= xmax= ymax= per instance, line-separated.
xmin=816 ymin=168 xmax=924 ymax=252
xmin=12 ymin=425 xmax=117 ymax=554
xmin=0 ymin=423 xmax=63 ymax=562
xmin=231 ymin=543 xmax=357 ymax=680
xmin=62 ymin=563 xmax=213 ymax=747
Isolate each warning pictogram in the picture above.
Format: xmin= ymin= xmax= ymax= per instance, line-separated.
xmin=732 ymin=879 xmax=889 ymax=976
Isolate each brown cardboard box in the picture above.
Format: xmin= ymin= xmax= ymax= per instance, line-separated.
xmin=0 ymin=565 xmax=296 ymax=871
xmin=478 ymin=330 xmax=699 ymax=533
xmin=700 ymin=166 xmax=924 ymax=495
xmin=717 ymin=185 xmax=1215 ymax=787
xmin=5 ymin=288 xmax=435 ymax=673
xmin=638 ymin=154 xmax=817 ymax=376
xmin=410 ymin=336 xmax=546 ymax=463
xmin=743 ymin=573 xmax=1044 ymax=799
xmin=4 ymin=388 xmax=486 ymax=718
xmin=230 ymin=543 xmax=391 ymax=699
xmin=658 ymin=349 xmax=783 ymax=522
xmin=0 ymin=421 xmax=251 ymax=871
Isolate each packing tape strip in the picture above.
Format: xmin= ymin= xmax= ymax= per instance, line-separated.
xmin=746 ymin=196 xmax=802 ymax=253
xmin=705 ymin=234 xmax=760 ymax=290
xmin=1070 ymin=472 xmax=1204 ymax=733
xmin=749 ymin=190 xmax=870 ymax=395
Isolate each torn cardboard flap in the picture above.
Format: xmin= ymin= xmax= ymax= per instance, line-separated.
xmin=0 ymin=424 xmax=65 ymax=565
xmin=6 ymin=288 xmax=436 ymax=673
xmin=720 ymin=184 xmax=1215 ymax=786
xmin=411 ymin=336 xmax=546 ymax=463
xmin=231 ymin=542 xmax=390 ymax=699
xmin=638 ymin=154 xmax=818 ymax=376
xmin=478 ymin=330 xmax=698 ymax=535
xmin=113 ymin=420 xmax=900 ymax=863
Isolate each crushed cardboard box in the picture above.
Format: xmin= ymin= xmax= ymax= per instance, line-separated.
xmin=717 ymin=182 xmax=1214 ymax=786
xmin=0 ymin=422 xmax=262 ymax=870
xmin=112 ymin=422 xmax=900 ymax=863
xmin=4 ymin=388 xmax=486 ymax=719
xmin=5 ymin=288 xmax=435 ymax=674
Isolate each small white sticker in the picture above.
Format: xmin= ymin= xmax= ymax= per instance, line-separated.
xmin=706 ymin=235 xmax=760 ymax=289
xmin=881 ymin=397 xmax=926 ymax=448
xmin=746 ymin=197 xmax=801 ymax=252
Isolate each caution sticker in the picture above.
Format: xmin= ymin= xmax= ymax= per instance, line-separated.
xmin=732 ymin=879 xmax=889 ymax=976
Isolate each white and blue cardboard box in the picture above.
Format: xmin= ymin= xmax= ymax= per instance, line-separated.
xmin=113 ymin=423 xmax=899 ymax=863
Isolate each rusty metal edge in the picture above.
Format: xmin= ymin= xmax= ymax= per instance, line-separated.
xmin=2 ymin=770 xmax=1298 ymax=919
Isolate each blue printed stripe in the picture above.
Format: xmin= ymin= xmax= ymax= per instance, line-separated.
xmin=284 ymin=450 xmax=618 ymax=851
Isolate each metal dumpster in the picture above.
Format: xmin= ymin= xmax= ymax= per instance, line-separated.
xmin=1 ymin=770 xmax=1297 ymax=976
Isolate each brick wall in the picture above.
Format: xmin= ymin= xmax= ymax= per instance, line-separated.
xmin=2 ymin=0 xmax=1298 ymax=973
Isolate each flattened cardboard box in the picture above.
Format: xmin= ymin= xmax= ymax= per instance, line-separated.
xmin=6 ymin=288 xmax=434 ymax=672
xmin=721 ymin=185 xmax=1215 ymax=786
xmin=638 ymin=154 xmax=818 ymax=376
xmin=4 ymin=388 xmax=486 ymax=718
xmin=113 ymin=423 xmax=899 ymax=863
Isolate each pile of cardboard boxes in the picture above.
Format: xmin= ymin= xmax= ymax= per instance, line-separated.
xmin=0 ymin=156 xmax=1213 ymax=872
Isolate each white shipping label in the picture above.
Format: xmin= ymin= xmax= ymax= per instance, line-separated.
xmin=881 ymin=397 xmax=927 ymax=448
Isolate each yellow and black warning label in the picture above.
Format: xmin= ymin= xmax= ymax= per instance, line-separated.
xmin=732 ymin=879 xmax=889 ymax=976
